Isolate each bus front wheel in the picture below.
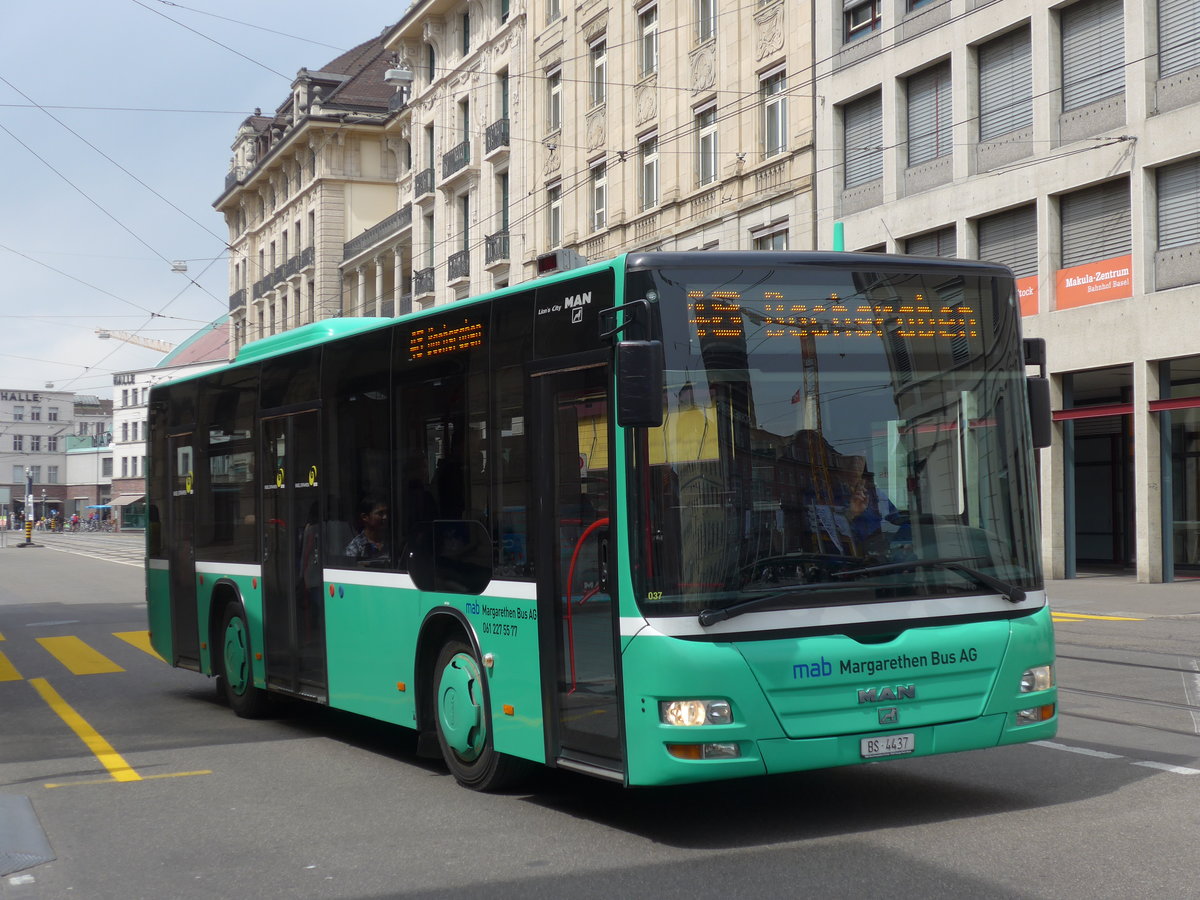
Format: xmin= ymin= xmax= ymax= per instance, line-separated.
xmin=433 ymin=639 xmax=528 ymax=791
xmin=218 ymin=602 xmax=269 ymax=719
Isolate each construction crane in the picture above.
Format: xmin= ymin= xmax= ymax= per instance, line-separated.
xmin=95 ymin=329 xmax=175 ymax=353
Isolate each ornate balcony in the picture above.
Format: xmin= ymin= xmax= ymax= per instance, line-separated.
xmin=485 ymin=118 xmax=510 ymax=157
xmin=448 ymin=249 xmax=470 ymax=283
xmin=484 ymin=230 xmax=510 ymax=266
xmin=343 ymin=206 xmax=413 ymax=260
xmin=442 ymin=140 xmax=471 ymax=180
xmin=414 ymin=168 xmax=435 ymax=199
xmin=301 ymin=245 xmax=315 ymax=269
xmin=414 ymin=266 xmax=435 ymax=296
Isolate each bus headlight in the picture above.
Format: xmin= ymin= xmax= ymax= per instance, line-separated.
xmin=1020 ymin=665 xmax=1055 ymax=693
xmin=660 ymin=699 xmax=733 ymax=726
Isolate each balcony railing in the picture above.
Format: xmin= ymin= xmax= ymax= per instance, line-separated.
xmin=229 ymin=288 xmax=247 ymax=310
xmin=414 ymin=168 xmax=435 ymax=197
xmin=301 ymin=245 xmax=315 ymax=269
xmin=283 ymin=255 xmax=300 ymax=278
xmin=485 ymin=118 xmax=510 ymax=155
xmin=442 ymin=141 xmax=471 ymax=179
xmin=448 ymin=249 xmax=470 ymax=281
xmin=343 ymin=206 xmax=413 ymax=259
xmin=485 ymin=230 xmax=510 ymax=264
xmin=414 ymin=266 xmax=435 ymax=296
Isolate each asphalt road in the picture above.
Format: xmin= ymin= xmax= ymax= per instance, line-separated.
xmin=1 ymin=543 xmax=1198 ymax=899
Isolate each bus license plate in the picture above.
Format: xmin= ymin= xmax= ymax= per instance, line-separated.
xmin=861 ymin=733 xmax=915 ymax=758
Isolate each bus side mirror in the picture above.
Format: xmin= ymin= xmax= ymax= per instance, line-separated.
xmin=1027 ymin=376 xmax=1051 ymax=449
xmin=616 ymin=340 xmax=664 ymax=428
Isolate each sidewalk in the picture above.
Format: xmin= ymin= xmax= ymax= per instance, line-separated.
xmin=1047 ymin=573 xmax=1200 ymax=618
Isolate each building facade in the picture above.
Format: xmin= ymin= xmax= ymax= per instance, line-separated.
xmin=1 ymin=389 xmax=78 ymax=524
xmin=814 ymin=0 xmax=1200 ymax=581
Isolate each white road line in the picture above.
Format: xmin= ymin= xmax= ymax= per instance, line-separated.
xmin=1032 ymin=740 xmax=1123 ymax=759
xmin=1131 ymin=761 xmax=1200 ymax=775
xmin=1033 ymin=740 xmax=1199 ymax=776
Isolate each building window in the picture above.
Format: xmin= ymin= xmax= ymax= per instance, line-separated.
xmin=30 ymin=406 xmax=41 ymax=422
xmin=761 ymin=70 xmax=787 ymax=158
xmin=30 ymin=436 xmax=41 ymax=452
xmin=547 ymin=68 xmax=562 ymax=132
xmin=697 ymin=0 xmax=716 ymax=42
xmin=978 ymin=205 xmax=1037 ymax=278
xmin=122 ymin=422 xmax=128 ymax=442
xmin=1061 ymin=178 xmax=1131 ymax=269
xmin=845 ymin=0 xmax=881 ymax=42
xmin=1061 ymin=0 xmax=1125 ymax=112
xmin=48 ymin=407 xmax=58 ymax=421
xmin=498 ymin=172 xmax=510 ymax=230
xmin=843 ymin=92 xmax=883 ymax=188
xmin=547 ymin=0 xmax=561 ymax=23
xmin=122 ymin=457 xmax=129 ymax=478
xmin=639 ymin=5 xmax=659 ymax=76
xmin=48 ymin=436 xmax=58 ymax=451
xmin=12 ymin=435 xmax=22 ymax=451
xmin=427 ymin=44 xmax=436 ymax=82
xmin=907 ymin=62 xmax=951 ymax=166
xmin=753 ymin=229 xmax=789 ymax=250
xmin=462 ymin=11 xmax=470 ymax=55
xmin=639 ymin=134 xmax=659 ymax=210
xmin=590 ymin=39 xmax=607 ymax=106
xmin=1160 ymin=0 xmax=1200 ymax=77
xmin=29 ymin=466 xmax=40 ymax=483
xmin=424 ymin=213 xmax=435 ymax=268
xmin=102 ymin=457 xmax=112 ymax=478
xmin=1158 ymin=157 xmax=1200 ymax=251
xmin=905 ymin=226 xmax=957 ymax=257
xmin=500 ymin=0 xmax=510 ymax=24
xmin=11 ymin=466 xmax=22 ymax=482
xmin=979 ymin=27 xmax=1033 ymax=141
xmin=547 ymin=183 xmax=563 ymax=247
xmin=591 ymin=162 xmax=607 ymax=231
xmin=696 ymin=105 xmax=718 ymax=186
xmin=460 ymin=194 xmax=471 ymax=252
xmin=12 ymin=406 xmax=22 ymax=421
xmin=131 ymin=457 xmax=138 ymax=477
xmin=48 ymin=466 xmax=58 ymax=484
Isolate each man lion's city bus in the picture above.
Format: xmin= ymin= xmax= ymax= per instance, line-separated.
xmin=146 ymin=251 xmax=1057 ymax=790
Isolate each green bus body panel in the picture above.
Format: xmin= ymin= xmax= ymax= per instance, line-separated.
xmin=322 ymin=577 xmax=546 ymax=763
xmin=621 ymin=607 xmax=1056 ymax=786
xmin=146 ymin=565 xmax=172 ymax=663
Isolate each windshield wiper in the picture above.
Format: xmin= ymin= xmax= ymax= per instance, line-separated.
xmin=697 ymin=581 xmax=864 ymax=627
xmin=833 ymin=556 xmax=1026 ymax=604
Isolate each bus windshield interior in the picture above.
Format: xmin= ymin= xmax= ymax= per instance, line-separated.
xmin=627 ymin=261 xmax=1043 ymax=618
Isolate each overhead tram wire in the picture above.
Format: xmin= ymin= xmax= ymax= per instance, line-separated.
xmin=146 ymin=0 xmax=351 ymax=52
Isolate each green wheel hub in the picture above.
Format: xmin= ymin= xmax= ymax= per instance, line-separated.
xmin=223 ymin=615 xmax=251 ymax=696
xmin=437 ymin=652 xmax=485 ymax=760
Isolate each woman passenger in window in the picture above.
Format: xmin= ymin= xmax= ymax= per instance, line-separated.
xmin=345 ymin=498 xmax=388 ymax=562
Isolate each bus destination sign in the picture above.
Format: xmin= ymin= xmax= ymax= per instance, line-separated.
xmin=409 ymin=318 xmax=485 ymax=361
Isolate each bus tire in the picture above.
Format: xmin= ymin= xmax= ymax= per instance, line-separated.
xmin=433 ymin=639 xmax=529 ymax=791
xmin=218 ymin=602 xmax=269 ymax=719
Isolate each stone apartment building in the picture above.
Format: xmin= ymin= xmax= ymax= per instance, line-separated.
xmin=216 ymin=0 xmax=814 ymax=355
xmin=813 ymin=0 xmax=1200 ymax=581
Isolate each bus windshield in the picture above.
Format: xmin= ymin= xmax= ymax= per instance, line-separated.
xmin=627 ymin=260 xmax=1042 ymax=619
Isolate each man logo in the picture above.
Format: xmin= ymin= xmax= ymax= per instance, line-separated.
xmin=878 ymin=707 xmax=899 ymax=725
xmin=857 ymin=685 xmax=916 ymax=704
xmin=571 ymin=307 xmax=583 ymax=324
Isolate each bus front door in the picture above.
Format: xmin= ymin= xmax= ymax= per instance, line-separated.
xmin=167 ymin=432 xmax=200 ymax=669
xmin=259 ymin=410 xmax=327 ymax=700
xmin=537 ymin=363 xmax=624 ymax=776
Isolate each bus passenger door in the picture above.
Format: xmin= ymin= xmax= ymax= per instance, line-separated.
xmin=167 ymin=432 xmax=200 ymax=669
xmin=536 ymin=364 xmax=624 ymax=775
xmin=260 ymin=410 xmax=327 ymax=700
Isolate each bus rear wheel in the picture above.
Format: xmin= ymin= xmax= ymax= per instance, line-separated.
xmin=433 ymin=639 xmax=529 ymax=791
xmin=218 ymin=602 xmax=269 ymax=718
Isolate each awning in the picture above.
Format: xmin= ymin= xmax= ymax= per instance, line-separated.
xmin=110 ymin=495 xmax=145 ymax=508
xmin=85 ymin=504 xmax=111 ymax=509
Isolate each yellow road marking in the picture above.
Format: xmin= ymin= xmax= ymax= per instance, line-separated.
xmin=29 ymin=677 xmax=141 ymax=782
xmin=114 ymin=630 xmax=164 ymax=661
xmin=1051 ymin=612 xmax=1143 ymax=622
xmin=44 ymin=771 xmax=211 ymax=789
xmin=0 ymin=650 xmax=21 ymax=682
xmin=0 ymin=631 xmax=6 ymax=640
xmin=37 ymin=636 xmax=125 ymax=674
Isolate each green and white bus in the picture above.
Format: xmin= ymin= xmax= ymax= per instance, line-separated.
xmin=146 ymin=251 xmax=1057 ymax=790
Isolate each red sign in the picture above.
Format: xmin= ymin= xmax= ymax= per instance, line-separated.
xmin=1017 ymin=276 xmax=1038 ymax=317
xmin=1055 ymin=254 xmax=1132 ymax=310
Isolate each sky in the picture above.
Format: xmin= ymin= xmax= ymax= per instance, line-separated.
xmin=0 ymin=1 xmax=403 ymax=397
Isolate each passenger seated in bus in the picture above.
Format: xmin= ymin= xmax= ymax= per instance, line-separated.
xmin=345 ymin=497 xmax=388 ymax=562
xmin=841 ymin=471 xmax=900 ymax=559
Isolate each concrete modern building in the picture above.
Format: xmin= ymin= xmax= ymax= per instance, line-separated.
xmin=814 ymin=0 xmax=1200 ymax=581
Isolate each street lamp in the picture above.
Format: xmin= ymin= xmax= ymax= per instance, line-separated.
xmin=41 ymin=489 xmax=46 ymax=525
